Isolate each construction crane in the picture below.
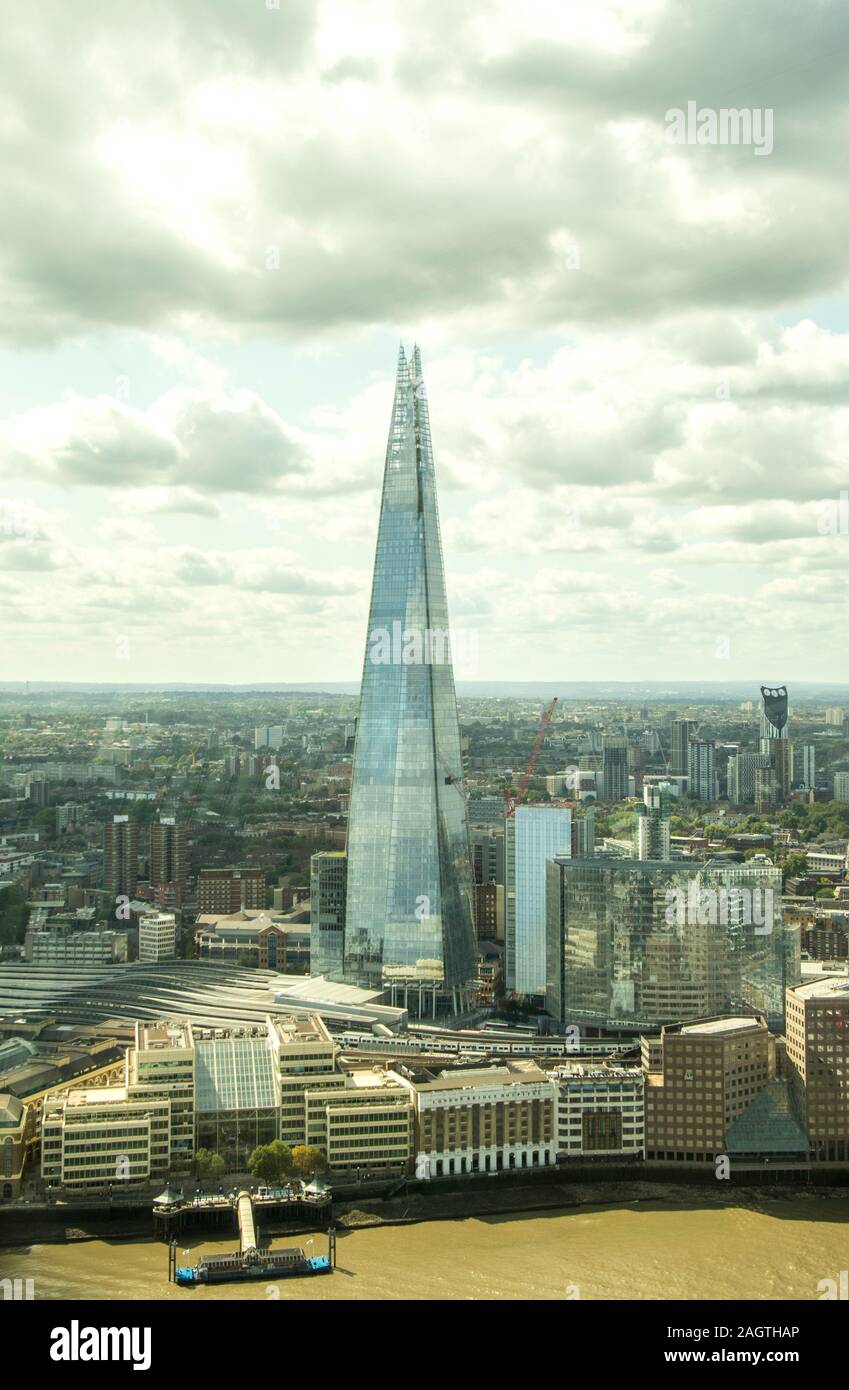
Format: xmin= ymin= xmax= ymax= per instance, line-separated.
xmin=502 ymin=697 xmax=558 ymax=817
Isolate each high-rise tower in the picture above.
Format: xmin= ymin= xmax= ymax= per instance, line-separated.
xmin=343 ymin=346 xmax=477 ymax=1010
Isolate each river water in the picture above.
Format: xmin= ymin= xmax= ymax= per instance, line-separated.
xmin=3 ymin=1199 xmax=847 ymax=1300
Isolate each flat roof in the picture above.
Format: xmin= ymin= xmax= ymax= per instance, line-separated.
xmin=791 ymin=976 xmax=849 ymax=1002
xmin=419 ymin=1061 xmax=549 ymax=1091
xmin=680 ymin=1018 xmax=763 ymax=1036
xmin=138 ymin=1021 xmax=192 ymax=1050
xmin=65 ymin=1085 xmax=128 ymax=1106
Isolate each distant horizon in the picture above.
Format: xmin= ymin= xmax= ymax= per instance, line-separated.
xmin=2 ymin=679 xmax=849 ymax=698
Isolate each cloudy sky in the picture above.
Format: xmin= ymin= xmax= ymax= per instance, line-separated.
xmin=1 ymin=0 xmax=848 ymax=684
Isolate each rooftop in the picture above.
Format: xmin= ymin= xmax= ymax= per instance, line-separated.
xmin=790 ymin=975 xmax=849 ymax=1002
xmin=679 ymin=1018 xmax=765 ymax=1037
xmin=137 ymin=1021 xmax=192 ymax=1051
xmin=414 ymin=1060 xmax=550 ymax=1091
xmin=64 ymin=1085 xmax=128 ymax=1107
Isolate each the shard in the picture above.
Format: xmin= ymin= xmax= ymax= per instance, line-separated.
xmin=343 ymin=345 xmax=477 ymax=1011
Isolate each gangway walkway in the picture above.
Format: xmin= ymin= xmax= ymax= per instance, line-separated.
xmin=236 ymin=1191 xmax=257 ymax=1254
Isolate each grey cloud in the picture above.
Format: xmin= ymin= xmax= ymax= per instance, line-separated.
xmin=3 ymin=1 xmax=849 ymax=342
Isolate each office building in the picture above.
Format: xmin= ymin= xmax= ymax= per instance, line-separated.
xmin=127 ymin=1022 xmax=195 ymax=1173
xmin=24 ymin=927 xmax=128 ymax=965
xmin=139 ymin=911 xmax=177 ymax=963
xmin=545 ymin=856 xmax=792 ymax=1031
xmin=643 ymin=1016 xmax=806 ymax=1163
xmin=468 ymin=797 xmax=507 ymax=827
xmin=404 ymin=1060 xmax=557 ymax=1176
xmin=306 ymin=1070 xmax=414 ymax=1175
xmin=505 ymin=805 xmax=572 ymax=997
xmin=343 ymin=346 xmax=477 ymax=1010
xmin=42 ymin=1087 xmax=172 ymax=1190
xmin=309 ymin=851 xmax=347 ymax=978
xmin=194 ymin=909 xmax=309 ymax=971
xmin=271 ymin=1014 xmax=343 ymax=1147
xmin=471 ymin=823 xmax=506 ymax=890
xmin=785 ymin=977 xmax=849 ymax=1161
xmin=552 ymin=1062 xmax=645 ymax=1159
xmin=192 ymin=1024 xmax=283 ymax=1167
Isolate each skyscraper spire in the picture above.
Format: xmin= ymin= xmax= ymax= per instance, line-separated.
xmin=342 ymin=346 xmax=477 ymax=1011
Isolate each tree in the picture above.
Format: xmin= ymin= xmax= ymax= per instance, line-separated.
xmin=782 ymin=852 xmax=809 ymax=885
xmin=291 ymin=1145 xmax=328 ymax=1180
xmin=194 ymin=1148 xmax=225 ymax=1182
xmin=248 ymin=1140 xmax=293 ymax=1184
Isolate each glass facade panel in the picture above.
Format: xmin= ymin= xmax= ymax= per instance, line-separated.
xmin=195 ymin=1038 xmax=278 ymax=1113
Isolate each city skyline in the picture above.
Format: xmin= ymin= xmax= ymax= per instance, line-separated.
xmin=2 ymin=3 xmax=849 ymax=685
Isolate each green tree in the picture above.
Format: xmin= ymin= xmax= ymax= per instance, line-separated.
xmin=247 ymin=1140 xmax=293 ymax=1184
xmin=291 ymin=1145 xmax=328 ymax=1180
xmin=194 ymin=1148 xmax=225 ymax=1182
xmin=782 ymin=852 xmax=809 ymax=885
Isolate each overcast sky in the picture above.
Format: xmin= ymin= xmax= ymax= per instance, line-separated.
xmin=1 ymin=0 xmax=848 ymax=685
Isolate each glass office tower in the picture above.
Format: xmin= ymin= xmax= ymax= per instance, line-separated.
xmin=505 ymin=805 xmax=572 ymax=998
xmin=343 ymin=346 xmax=477 ymax=1008
xmin=545 ymin=856 xmax=795 ymax=1031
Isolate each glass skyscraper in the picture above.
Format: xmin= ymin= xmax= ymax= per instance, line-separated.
xmin=545 ymin=856 xmax=796 ymax=1032
xmin=343 ymin=345 xmax=477 ymax=1007
xmin=505 ymin=805 xmax=572 ymax=997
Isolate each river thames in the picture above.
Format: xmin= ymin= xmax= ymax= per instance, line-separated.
xmin=3 ymin=1198 xmax=847 ymax=1300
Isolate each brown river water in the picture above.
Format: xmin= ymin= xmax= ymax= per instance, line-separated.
xmin=2 ymin=1199 xmax=848 ymax=1300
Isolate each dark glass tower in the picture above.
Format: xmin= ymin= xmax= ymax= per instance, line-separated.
xmin=343 ymin=345 xmax=477 ymax=1006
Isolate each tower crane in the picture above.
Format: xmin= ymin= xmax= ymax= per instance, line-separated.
xmin=502 ymin=697 xmax=558 ymax=817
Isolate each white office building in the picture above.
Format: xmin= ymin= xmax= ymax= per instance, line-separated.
xmin=139 ymin=911 xmax=177 ymax=963
xmin=505 ymin=805 xmax=572 ymax=997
